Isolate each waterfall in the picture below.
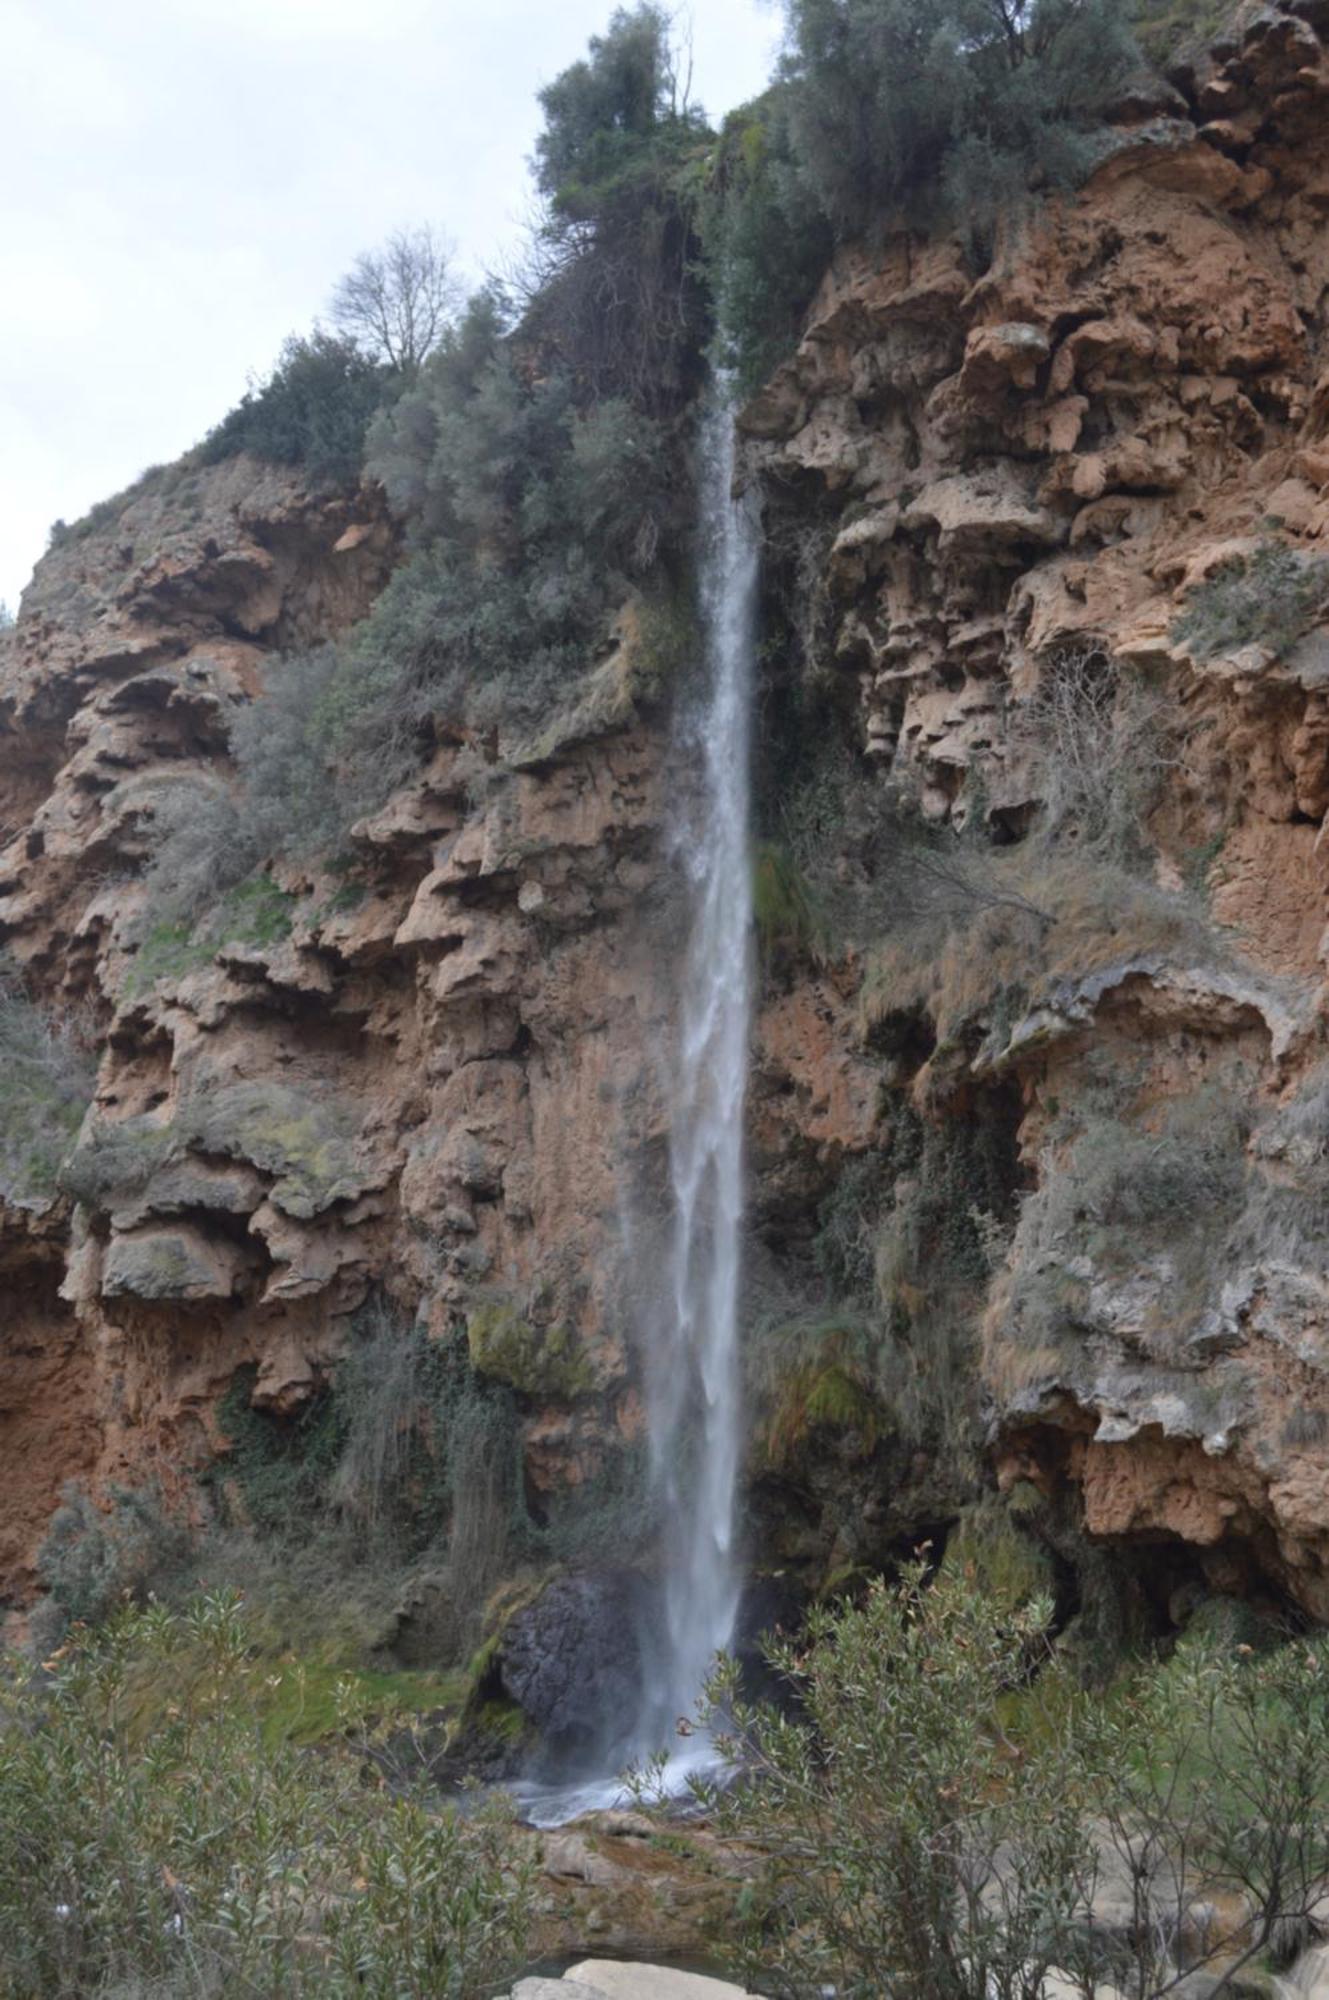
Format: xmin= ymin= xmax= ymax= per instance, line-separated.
xmin=642 ymin=380 xmax=758 ymax=1749
xmin=509 ymin=385 xmax=757 ymax=1828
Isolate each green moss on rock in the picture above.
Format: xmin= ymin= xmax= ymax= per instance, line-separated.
xmin=60 ymin=1117 xmax=179 ymax=1213
xmin=762 ymin=1358 xmax=884 ymax=1466
xmin=184 ymin=1083 xmax=366 ymax=1219
xmin=466 ymin=1301 xmax=595 ymax=1399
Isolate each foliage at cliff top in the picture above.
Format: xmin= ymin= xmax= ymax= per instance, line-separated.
xmin=133 ymin=0 xmax=1157 ymax=908
xmin=523 ymin=2 xmax=711 ymax=412
xmin=708 ymin=0 xmax=1141 ymax=385
xmin=198 ymin=330 xmax=390 ymax=487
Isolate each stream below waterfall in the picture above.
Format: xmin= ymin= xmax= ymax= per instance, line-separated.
xmin=511 ymin=385 xmax=758 ymax=1831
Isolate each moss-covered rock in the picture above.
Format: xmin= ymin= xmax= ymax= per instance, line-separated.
xmin=101 ymin=1224 xmax=246 ymax=1301
xmin=184 ymin=1082 xmax=367 ymax=1219
xmin=61 ymin=1116 xmax=179 ymax=1214
xmin=466 ymin=1301 xmax=596 ymax=1399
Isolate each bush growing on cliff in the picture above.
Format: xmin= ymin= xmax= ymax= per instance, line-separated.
xmin=520 ymin=3 xmax=711 ymax=412
xmin=135 ymin=648 xmax=351 ymax=935
xmin=0 ymin=1594 xmax=532 ymax=1998
xmin=35 ymin=1482 xmax=190 ymax=1640
xmin=778 ymin=0 xmax=1138 ymax=245
xmin=1171 ymin=537 xmax=1329 ymax=662
xmin=207 ymin=1313 xmax=524 ymax=1658
xmin=323 ymin=290 xmax=681 ymax=785
xmin=0 ymin=964 xmax=95 ymax=1209
xmin=1009 ymin=645 xmax=1181 ymax=860
xmin=199 ymin=331 xmax=388 ymax=486
xmin=707 ymin=0 xmax=1139 ymax=380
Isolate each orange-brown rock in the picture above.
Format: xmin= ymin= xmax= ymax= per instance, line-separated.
xmin=9 ymin=0 xmax=1329 ymax=1634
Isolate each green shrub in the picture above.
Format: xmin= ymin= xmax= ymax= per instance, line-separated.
xmin=322 ymin=291 xmax=683 ymax=794
xmin=209 ymin=1312 xmax=523 ymax=1658
xmin=133 ymin=647 xmax=356 ymax=941
xmin=691 ymin=1568 xmax=1329 ymax=2000
xmin=35 ymin=1482 xmax=191 ymax=1638
xmin=527 ymin=4 xmax=710 ymax=411
xmin=0 ymin=1594 xmax=532 ymax=1998
xmin=700 ymin=94 xmax=833 ymax=392
xmin=0 ymin=966 xmax=95 ymax=1208
xmin=198 ymin=331 xmax=389 ymax=486
xmin=812 ymin=1151 xmax=892 ymax=1297
xmin=753 ymin=839 xmax=823 ymax=962
xmin=703 ymin=0 xmax=1139 ymax=380
xmin=689 ymin=1564 xmax=1092 ymax=1999
xmin=213 ymin=1367 xmax=351 ymax=1540
xmin=1171 ymin=538 xmax=1329 ymax=661
xmin=779 ymin=0 xmax=1138 ymax=248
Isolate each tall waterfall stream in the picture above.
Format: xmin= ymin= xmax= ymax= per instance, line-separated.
xmin=514 ymin=388 xmax=758 ymax=1828
xmin=643 ymin=381 xmax=757 ymax=1753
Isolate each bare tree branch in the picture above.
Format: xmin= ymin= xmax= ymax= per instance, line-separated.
xmin=329 ymin=225 xmax=462 ymax=374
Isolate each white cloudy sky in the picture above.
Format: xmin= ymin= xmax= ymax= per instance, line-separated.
xmin=0 ymin=0 xmax=781 ymax=612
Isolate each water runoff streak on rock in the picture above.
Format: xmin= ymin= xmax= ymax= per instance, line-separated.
xmin=640 ymin=380 xmax=758 ymax=1776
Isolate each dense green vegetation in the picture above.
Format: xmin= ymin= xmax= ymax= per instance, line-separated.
xmin=0 ymin=1594 xmax=531 ymax=1999
xmin=36 ymin=1302 xmax=652 ymax=1671
xmin=706 ymin=0 xmax=1140 ymax=384
xmin=697 ymin=1562 xmax=1329 ymax=2000
xmin=525 ymin=2 xmax=711 ymax=411
xmin=198 ymin=332 xmax=389 ymax=486
xmin=5 ymin=1563 xmax=1327 ymax=1998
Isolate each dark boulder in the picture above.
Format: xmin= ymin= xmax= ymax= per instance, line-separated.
xmin=499 ymin=1569 xmax=659 ymax=1762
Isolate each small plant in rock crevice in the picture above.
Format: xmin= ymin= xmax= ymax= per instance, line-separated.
xmin=1171 ymin=538 xmax=1329 ymax=662
xmin=0 ymin=964 xmax=96 ymax=1209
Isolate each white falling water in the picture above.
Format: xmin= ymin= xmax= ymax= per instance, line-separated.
xmin=510 ymin=386 xmax=757 ymax=1828
xmin=643 ymin=382 xmax=758 ymax=1756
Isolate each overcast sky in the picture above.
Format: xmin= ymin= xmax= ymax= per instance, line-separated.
xmin=0 ymin=0 xmax=781 ymax=613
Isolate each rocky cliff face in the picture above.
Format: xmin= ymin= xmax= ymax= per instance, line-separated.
xmin=0 ymin=446 xmax=866 ymax=1616
xmin=741 ymin=0 xmax=1329 ymax=1625
xmin=4 ymin=0 xmax=1329 ymax=1651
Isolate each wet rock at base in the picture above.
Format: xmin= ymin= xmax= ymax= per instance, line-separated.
xmin=500 ymin=1571 xmax=662 ymax=1759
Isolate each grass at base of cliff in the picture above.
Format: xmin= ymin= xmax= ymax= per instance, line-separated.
xmin=92 ymin=1619 xmax=469 ymax=1750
